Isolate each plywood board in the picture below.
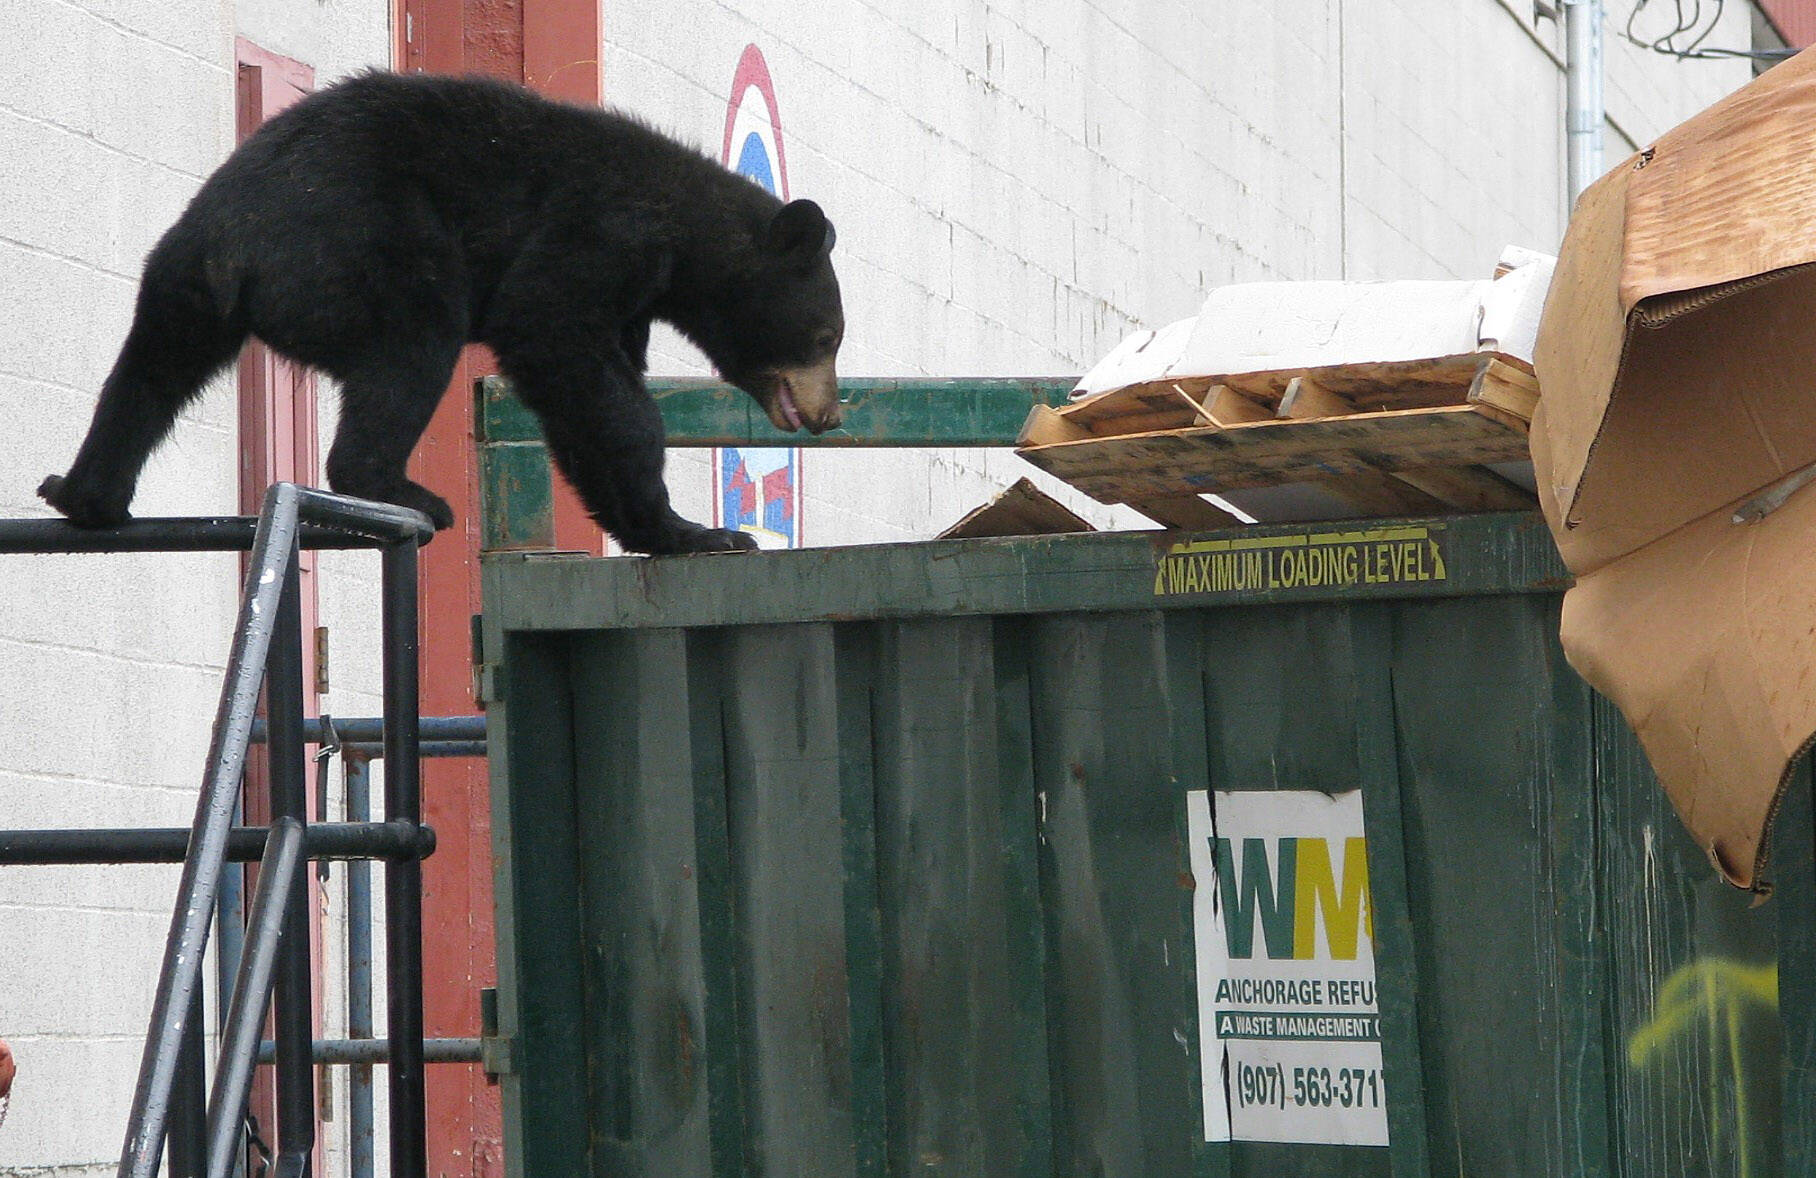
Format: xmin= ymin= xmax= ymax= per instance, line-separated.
xmin=1019 ymin=404 xmax=1530 ymax=505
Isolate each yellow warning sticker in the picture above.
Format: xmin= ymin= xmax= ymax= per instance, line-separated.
xmin=1154 ymin=526 xmax=1447 ymax=597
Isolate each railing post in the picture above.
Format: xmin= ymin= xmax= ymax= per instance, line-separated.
xmin=268 ymin=545 xmax=315 ymax=1177
xmin=344 ymin=753 xmax=376 ymax=1178
xmin=381 ymin=537 xmax=427 ymax=1176
xmin=203 ymin=819 xmax=306 ymax=1178
xmin=118 ymin=485 xmax=302 ymax=1178
xmin=0 ymin=485 xmax=438 ymax=1178
xmin=165 ymin=988 xmax=207 ymax=1178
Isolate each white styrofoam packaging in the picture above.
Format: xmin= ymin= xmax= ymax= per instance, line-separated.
xmin=1071 ymin=248 xmax=1557 ymax=400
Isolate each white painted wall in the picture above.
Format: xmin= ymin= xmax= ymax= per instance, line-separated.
xmin=1 ymin=1 xmax=235 ymax=1170
xmin=0 ymin=0 xmax=1766 ymax=1173
xmin=608 ymin=0 xmax=1756 ymax=545
xmin=0 ymin=0 xmax=388 ymax=1172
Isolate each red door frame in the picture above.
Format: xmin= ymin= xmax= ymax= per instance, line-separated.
xmin=393 ymin=0 xmax=602 ymax=1170
xmin=235 ymin=35 xmax=327 ymax=1176
xmin=1760 ymin=0 xmax=1816 ymax=47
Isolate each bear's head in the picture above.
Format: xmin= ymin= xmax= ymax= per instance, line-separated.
xmin=714 ymin=199 xmax=844 ymax=435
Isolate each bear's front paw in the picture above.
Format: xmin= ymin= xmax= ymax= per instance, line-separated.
xmin=38 ymin=474 xmax=133 ymax=529
xmin=655 ymin=526 xmax=760 ymax=555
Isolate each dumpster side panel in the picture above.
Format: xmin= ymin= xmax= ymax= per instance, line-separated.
xmin=717 ymin=624 xmax=862 ymax=1172
xmin=1770 ymin=772 xmax=1816 ymax=1175
xmin=1387 ymin=595 xmax=1607 ymax=1178
xmin=488 ymin=516 xmax=1812 ymax=1177
xmin=567 ymin=631 xmax=715 ymax=1174
xmin=1200 ymin=605 xmax=1396 ymax=1178
xmin=1596 ymin=694 xmax=1786 ymax=1178
xmin=494 ymin=634 xmax=591 ymax=1178
xmin=1030 ymin=610 xmax=1201 ymax=1176
xmin=868 ymin=617 xmax=1055 ymax=1176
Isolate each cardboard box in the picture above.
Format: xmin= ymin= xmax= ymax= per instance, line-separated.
xmin=1532 ymin=47 xmax=1816 ymax=890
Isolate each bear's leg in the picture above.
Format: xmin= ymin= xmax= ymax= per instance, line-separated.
xmin=505 ymin=351 xmax=757 ymax=555
xmin=40 ymin=249 xmax=245 ymax=527
xmin=323 ymin=345 xmax=464 ymax=530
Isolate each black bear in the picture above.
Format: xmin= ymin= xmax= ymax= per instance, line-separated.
xmin=39 ymin=71 xmax=844 ymax=554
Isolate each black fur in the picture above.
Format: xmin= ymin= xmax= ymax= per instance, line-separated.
xmin=39 ymin=71 xmax=844 ymax=554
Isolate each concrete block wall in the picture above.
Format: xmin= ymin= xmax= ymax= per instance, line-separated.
xmin=1 ymin=1 xmax=235 ymax=1170
xmin=609 ymin=0 xmax=1753 ymax=545
xmin=0 ymin=0 xmax=388 ymax=1170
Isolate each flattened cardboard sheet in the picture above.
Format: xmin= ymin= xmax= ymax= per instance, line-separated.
xmin=938 ymin=477 xmax=1096 ymax=539
xmin=1532 ymin=46 xmax=1816 ymax=889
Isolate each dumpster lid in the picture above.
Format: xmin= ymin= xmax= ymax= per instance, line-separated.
xmin=1532 ymin=46 xmax=1816 ymax=889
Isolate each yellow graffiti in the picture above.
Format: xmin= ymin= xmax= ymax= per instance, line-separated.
xmin=1626 ymin=958 xmax=1778 ymax=1178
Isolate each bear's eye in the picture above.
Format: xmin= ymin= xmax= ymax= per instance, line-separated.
xmin=815 ymin=330 xmax=838 ymax=354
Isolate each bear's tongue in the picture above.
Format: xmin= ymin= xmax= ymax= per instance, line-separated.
xmin=778 ymin=384 xmax=803 ymax=432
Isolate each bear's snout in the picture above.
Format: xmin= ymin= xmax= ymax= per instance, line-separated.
xmin=774 ymin=358 xmax=841 ymax=434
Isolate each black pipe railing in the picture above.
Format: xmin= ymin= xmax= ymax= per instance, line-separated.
xmin=253 ymin=1038 xmax=483 ymax=1066
xmin=0 ymin=485 xmax=437 ymax=1178
xmin=249 ymin=716 xmax=485 ymax=744
xmin=378 ymin=538 xmax=428 ymax=1170
xmin=0 ymin=822 xmax=436 ymax=865
xmin=204 ymin=818 xmax=304 ymax=1178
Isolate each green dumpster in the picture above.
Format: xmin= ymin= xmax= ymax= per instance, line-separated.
xmin=480 ymin=512 xmax=1816 ymax=1177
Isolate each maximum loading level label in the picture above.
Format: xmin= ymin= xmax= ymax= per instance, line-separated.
xmin=1155 ymin=525 xmax=1447 ymax=598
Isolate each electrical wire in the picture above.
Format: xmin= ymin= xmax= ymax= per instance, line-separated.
xmin=1622 ymin=0 xmax=1797 ymax=60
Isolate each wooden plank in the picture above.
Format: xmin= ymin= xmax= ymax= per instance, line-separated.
xmin=1275 ymin=376 xmax=1435 ymax=516
xmin=1018 ymin=403 xmax=1093 ymax=447
xmin=1018 ymin=405 xmax=1530 ymax=505
xmin=1275 ymin=375 xmax=1351 ymax=420
xmin=1171 ymin=383 xmax=1217 ymax=426
xmin=1390 ymin=466 xmax=1538 ymax=512
xmin=1054 ymin=353 xmax=1499 ymax=434
xmin=1203 ymin=384 xmax=1273 ymax=425
xmin=1128 ymin=494 xmax=1244 ymax=531
xmin=1319 ymin=471 xmax=1449 ymax=517
xmin=1467 ymin=359 xmax=1540 ymax=423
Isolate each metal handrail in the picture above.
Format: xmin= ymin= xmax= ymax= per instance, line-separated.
xmin=0 ymin=484 xmax=435 ymax=1178
xmin=204 ymin=818 xmax=305 ymax=1178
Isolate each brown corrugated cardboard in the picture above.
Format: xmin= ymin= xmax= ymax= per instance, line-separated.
xmin=937 ymin=477 xmax=1097 ymax=539
xmin=1532 ymin=47 xmax=1816 ymax=890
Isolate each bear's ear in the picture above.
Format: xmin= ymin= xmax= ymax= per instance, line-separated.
xmin=764 ymin=199 xmax=836 ymax=265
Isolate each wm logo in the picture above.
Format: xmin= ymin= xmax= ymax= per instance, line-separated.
xmin=1214 ymin=836 xmax=1373 ymax=961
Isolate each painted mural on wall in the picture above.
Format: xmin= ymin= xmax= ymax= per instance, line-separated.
xmin=712 ymin=44 xmax=802 ymax=549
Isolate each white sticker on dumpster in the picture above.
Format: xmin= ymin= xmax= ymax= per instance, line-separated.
xmin=1188 ymin=788 xmax=1389 ymax=1146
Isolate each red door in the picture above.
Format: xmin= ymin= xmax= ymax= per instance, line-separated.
xmin=394 ymin=0 xmax=603 ymax=1170
xmin=235 ymin=37 xmax=326 ymax=1174
xmin=235 ymin=40 xmax=321 ymax=683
